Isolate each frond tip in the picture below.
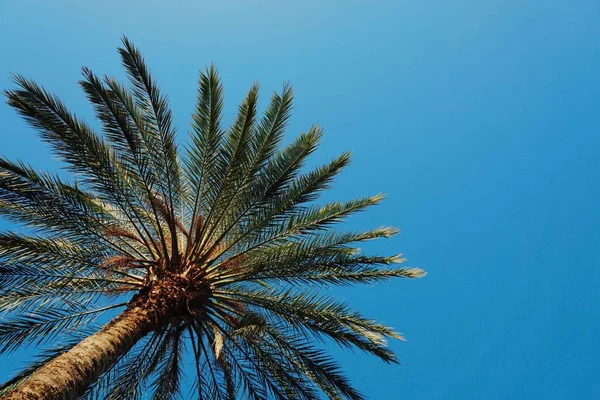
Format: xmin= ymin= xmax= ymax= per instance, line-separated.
xmin=0 ymin=37 xmax=425 ymax=400
xmin=403 ymin=267 xmax=427 ymax=278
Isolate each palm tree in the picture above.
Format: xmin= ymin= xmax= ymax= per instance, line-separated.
xmin=0 ymin=38 xmax=425 ymax=400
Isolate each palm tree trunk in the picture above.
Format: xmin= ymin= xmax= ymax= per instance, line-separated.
xmin=1 ymin=288 xmax=175 ymax=400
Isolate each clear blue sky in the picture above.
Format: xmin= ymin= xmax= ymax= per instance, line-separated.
xmin=1 ymin=1 xmax=599 ymax=398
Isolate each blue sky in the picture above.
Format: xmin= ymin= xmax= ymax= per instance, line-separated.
xmin=1 ymin=0 xmax=599 ymax=398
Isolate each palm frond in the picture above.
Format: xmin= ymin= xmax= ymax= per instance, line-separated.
xmin=79 ymin=68 xmax=165 ymax=256
xmin=118 ymin=38 xmax=182 ymax=266
xmin=215 ymin=287 xmax=400 ymax=363
xmin=0 ymin=303 xmax=126 ymax=355
xmin=190 ymin=84 xmax=260 ymax=262
xmin=150 ymin=323 xmax=186 ymax=400
xmin=185 ymin=65 xmax=225 ymax=240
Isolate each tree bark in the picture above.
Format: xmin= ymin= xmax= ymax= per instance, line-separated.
xmin=1 ymin=290 xmax=169 ymax=400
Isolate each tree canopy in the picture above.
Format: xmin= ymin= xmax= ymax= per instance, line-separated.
xmin=0 ymin=37 xmax=425 ymax=399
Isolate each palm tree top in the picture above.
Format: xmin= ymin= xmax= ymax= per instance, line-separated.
xmin=0 ymin=37 xmax=425 ymax=399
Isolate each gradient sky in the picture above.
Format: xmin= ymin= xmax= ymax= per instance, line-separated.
xmin=1 ymin=1 xmax=599 ymax=399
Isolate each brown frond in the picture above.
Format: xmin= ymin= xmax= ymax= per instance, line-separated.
xmin=192 ymin=215 xmax=203 ymax=242
xmin=100 ymin=255 xmax=137 ymax=277
xmin=104 ymin=225 xmax=143 ymax=244
xmin=104 ymin=285 xmax=137 ymax=297
xmin=151 ymin=194 xmax=187 ymax=236
xmin=101 ymin=255 xmax=136 ymax=269
xmin=221 ymin=254 xmax=245 ymax=272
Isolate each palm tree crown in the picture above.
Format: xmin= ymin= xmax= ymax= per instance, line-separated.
xmin=0 ymin=38 xmax=425 ymax=400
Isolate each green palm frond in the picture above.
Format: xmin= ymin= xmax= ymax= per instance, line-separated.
xmin=118 ymin=38 xmax=183 ymax=265
xmin=185 ymin=65 xmax=225 ymax=232
xmin=246 ymin=320 xmax=364 ymax=400
xmin=0 ymin=303 xmax=126 ymax=355
xmin=150 ymin=323 xmax=186 ymax=400
xmin=0 ymin=37 xmax=424 ymax=399
xmin=215 ymin=287 xmax=400 ymax=363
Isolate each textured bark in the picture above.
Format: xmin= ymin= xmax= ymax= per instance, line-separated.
xmin=1 ymin=282 xmax=186 ymax=400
